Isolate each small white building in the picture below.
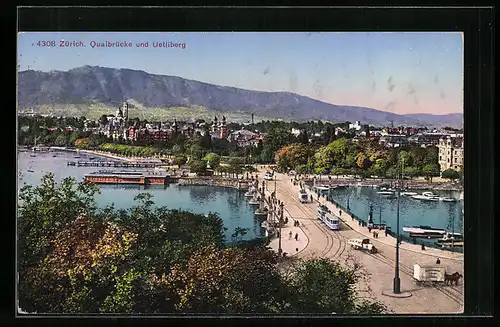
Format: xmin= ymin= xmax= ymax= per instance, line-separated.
xmin=349 ymin=121 xmax=362 ymax=131
xmin=291 ymin=128 xmax=303 ymax=137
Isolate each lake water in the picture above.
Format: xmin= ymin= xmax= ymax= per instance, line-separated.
xmin=326 ymin=186 xmax=463 ymax=249
xmin=17 ymin=150 xmax=264 ymax=242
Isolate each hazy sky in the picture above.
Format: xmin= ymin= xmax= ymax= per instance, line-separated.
xmin=17 ymin=32 xmax=463 ymax=115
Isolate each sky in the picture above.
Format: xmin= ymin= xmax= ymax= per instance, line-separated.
xmin=17 ymin=32 xmax=463 ymax=115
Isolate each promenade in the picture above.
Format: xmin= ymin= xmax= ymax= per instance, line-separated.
xmin=258 ymin=169 xmax=464 ymax=314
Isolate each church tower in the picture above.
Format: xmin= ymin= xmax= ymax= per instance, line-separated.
xmin=212 ymin=116 xmax=218 ymax=133
xmin=220 ymin=116 xmax=228 ymax=139
xmin=122 ymin=101 xmax=129 ymax=121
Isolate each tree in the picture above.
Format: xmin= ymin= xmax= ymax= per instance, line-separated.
xmin=98 ymin=115 xmax=109 ymax=126
xmin=165 ymin=245 xmax=282 ymax=313
xmin=422 ymin=163 xmax=440 ymax=182
xmin=173 ymin=155 xmax=188 ymax=167
xmin=331 ymin=167 xmax=345 ymax=179
xmin=298 ymin=130 xmax=309 ymax=144
xmin=283 ymin=258 xmax=386 ymax=314
xmin=441 ymin=168 xmax=460 ymax=181
xmin=75 ymin=138 xmax=91 ymax=149
xmin=203 ymin=153 xmax=221 ymax=170
xmin=199 ymin=133 xmax=213 ymax=150
xmin=54 ymin=134 xmax=68 ymax=147
xmin=356 ymin=152 xmax=369 ymax=169
xmin=403 ymin=166 xmax=420 ymax=180
xmin=189 ymin=160 xmax=207 ymax=175
xmin=18 ymin=174 xmax=100 ymax=313
xmin=275 ymin=143 xmax=316 ymax=172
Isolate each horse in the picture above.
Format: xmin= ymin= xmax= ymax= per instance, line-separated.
xmin=444 ymin=272 xmax=463 ymax=286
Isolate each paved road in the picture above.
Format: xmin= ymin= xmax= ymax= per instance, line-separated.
xmin=258 ymin=171 xmax=464 ymax=314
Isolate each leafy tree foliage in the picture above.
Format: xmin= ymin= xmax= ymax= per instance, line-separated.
xmin=441 ymin=168 xmax=460 ymax=180
xmin=18 ymin=173 xmax=388 ymax=315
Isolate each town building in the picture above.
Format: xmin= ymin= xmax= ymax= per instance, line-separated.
xmin=228 ymin=129 xmax=262 ymax=147
xmin=349 ymin=121 xmax=362 ymax=131
xmin=209 ymin=116 xmax=228 ymax=139
xmin=408 ymin=132 xmax=450 ymax=148
xmin=291 ymin=128 xmax=303 ymax=137
xmin=438 ymin=134 xmax=464 ymax=172
xmin=378 ymin=135 xmax=409 ymax=148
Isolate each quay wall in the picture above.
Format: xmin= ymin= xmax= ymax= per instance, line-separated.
xmin=178 ymin=177 xmax=250 ymax=190
xmin=306 ymin=178 xmax=462 ymax=192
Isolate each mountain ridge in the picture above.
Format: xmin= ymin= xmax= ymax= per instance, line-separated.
xmin=18 ymin=65 xmax=463 ymax=128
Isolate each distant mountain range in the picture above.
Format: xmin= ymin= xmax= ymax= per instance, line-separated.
xmin=18 ymin=65 xmax=463 ymax=128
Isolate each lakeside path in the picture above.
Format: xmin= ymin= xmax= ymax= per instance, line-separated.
xmin=259 ymin=170 xmax=464 ymax=314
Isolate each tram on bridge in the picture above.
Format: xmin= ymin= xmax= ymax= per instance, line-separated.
xmin=317 ymin=204 xmax=340 ymax=230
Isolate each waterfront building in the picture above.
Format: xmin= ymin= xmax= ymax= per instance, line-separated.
xmin=438 ymin=134 xmax=464 ymax=172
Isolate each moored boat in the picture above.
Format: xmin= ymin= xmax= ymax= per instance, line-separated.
xmin=377 ymin=191 xmax=394 ymax=195
xmin=315 ymin=185 xmax=330 ymax=191
xmin=401 ymin=191 xmax=418 ymax=196
xmin=412 ymin=191 xmax=440 ymax=201
xmin=248 ymin=196 xmax=260 ymax=205
xmin=439 ymin=196 xmax=457 ymax=202
xmin=437 ymin=232 xmax=463 ymax=243
xmin=244 ymin=187 xmax=257 ymax=197
xmin=437 ymin=241 xmax=464 ymax=248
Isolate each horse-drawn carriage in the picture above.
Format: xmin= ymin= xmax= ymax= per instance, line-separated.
xmin=413 ymin=264 xmax=463 ymax=286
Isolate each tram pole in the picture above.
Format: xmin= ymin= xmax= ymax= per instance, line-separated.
xmin=393 ymin=157 xmax=403 ymax=294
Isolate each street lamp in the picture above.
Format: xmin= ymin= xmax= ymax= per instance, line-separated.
xmin=278 ymin=202 xmax=284 ymax=254
xmin=274 ymin=173 xmax=277 ymax=194
xmin=393 ymin=157 xmax=404 ymax=294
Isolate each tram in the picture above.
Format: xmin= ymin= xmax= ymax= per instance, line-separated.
xmin=317 ymin=204 xmax=340 ymax=230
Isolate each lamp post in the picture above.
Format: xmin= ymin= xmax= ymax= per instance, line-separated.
xmin=274 ymin=173 xmax=277 ymax=194
xmin=279 ymin=202 xmax=284 ymax=254
xmin=393 ymin=157 xmax=404 ymax=294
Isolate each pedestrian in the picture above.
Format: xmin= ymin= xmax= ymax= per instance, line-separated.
xmin=368 ymin=227 xmax=372 ymax=233
xmin=339 ymin=210 xmax=342 ymax=216
xmin=376 ymin=232 xmax=379 ymax=239
xmin=436 ymin=258 xmax=441 ymax=264
xmin=284 ymin=217 xmax=288 ymax=225
xmin=295 ymin=233 xmax=299 ymax=241
xmin=310 ymin=195 xmax=313 ymax=203
xmin=385 ymin=229 xmax=388 ymax=237
xmin=296 ymin=248 xmax=299 ymax=252
xmin=317 ymin=193 xmax=320 ymax=200
xmin=421 ymin=243 xmax=425 ymax=250
xmin=289 ymin=231 xmax=293 ymax=240
xmin=358 ymin=220 xmax=361 ymax=226
xmin=372 ymin=231 xmax=376 ymax=238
